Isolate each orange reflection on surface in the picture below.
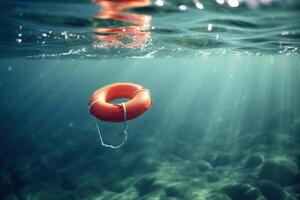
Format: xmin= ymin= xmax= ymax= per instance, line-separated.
xmin=93 ymin=0 xmax=152 ymax=48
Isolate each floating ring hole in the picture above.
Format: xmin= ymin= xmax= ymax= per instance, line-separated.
xmin=109 ymin=97 xmax=130 ymax=104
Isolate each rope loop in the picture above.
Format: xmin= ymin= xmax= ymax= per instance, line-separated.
xmin=92 ymin=102 xmax=128 ymax=149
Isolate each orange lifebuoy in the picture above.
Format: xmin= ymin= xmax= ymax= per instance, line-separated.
xmin=89 ymin=83 xmax=153 ymax=122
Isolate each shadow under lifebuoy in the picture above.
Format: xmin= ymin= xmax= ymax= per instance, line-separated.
xmin=92 ymin=0 xmax=152 ymax=48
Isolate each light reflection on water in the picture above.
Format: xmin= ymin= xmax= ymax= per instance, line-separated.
xmin=93 ymin=0 xmax=152 ymax=48
xmin=1 ymin=0 xmax=299 ymax=58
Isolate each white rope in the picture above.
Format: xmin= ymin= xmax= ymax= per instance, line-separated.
xmin=92 ymin=103 xmax=128 ymax=149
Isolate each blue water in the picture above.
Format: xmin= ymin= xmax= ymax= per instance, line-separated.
xmin=1 ymin=0 xmax=300 ymax=200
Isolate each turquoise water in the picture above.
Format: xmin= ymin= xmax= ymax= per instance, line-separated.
xmin=2 ymin=0 xmax=300 ymax=58
xmin=1 ymin=1 xmax=300 ymax=200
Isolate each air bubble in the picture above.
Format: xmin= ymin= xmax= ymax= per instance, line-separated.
xmin=179 ymin=5 xmax=188 ymax=10
xmin=155 ymin=0 xmax=164 ymax=7
xmin=208 ymin=24 xmax=213 ymax=31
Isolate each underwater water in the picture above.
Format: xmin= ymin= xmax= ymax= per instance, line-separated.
xmin=1 ymin=0 xmax=300 ymax=200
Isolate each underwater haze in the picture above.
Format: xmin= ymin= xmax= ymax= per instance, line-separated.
xmin=1 ymin=0 xmax=300 ymax=200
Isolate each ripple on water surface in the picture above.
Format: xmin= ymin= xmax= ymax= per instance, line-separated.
xmin=1 ymin=0 xmax=300 ymax=58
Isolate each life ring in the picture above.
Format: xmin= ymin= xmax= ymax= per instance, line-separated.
xmin=89 ymin=83 xmax=153 ymax=122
